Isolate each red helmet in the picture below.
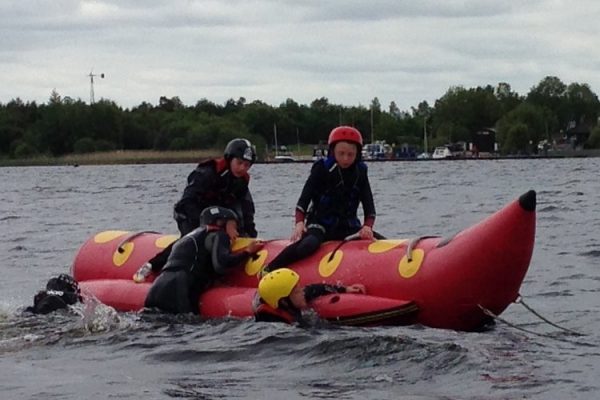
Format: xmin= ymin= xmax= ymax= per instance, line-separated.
xmin=328 ymin=126 xmax=363 ymax=146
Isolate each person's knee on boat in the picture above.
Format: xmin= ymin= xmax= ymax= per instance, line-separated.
xmin=264 ymin=126 xmax=377 ymax=273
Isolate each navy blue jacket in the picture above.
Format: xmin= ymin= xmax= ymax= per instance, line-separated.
xmin=296 ymin=156 xmax=376 ymax=231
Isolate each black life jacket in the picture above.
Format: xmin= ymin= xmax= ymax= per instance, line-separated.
xmin=194 ymin=158 xmax=250 ymax=208
xmin=308 ymin=156 xmax=366 ymax=230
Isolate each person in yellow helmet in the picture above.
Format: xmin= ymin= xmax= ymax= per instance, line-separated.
xmin=254 ymin=268 xmax=366 ymax=324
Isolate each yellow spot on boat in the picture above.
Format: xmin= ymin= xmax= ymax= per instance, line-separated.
xmin=113 ymin=242 xmax=134 ymax=267
xmin=232 ymin=237 xmax=254 ymax=251
xmin=94 ymin=231 xmax=128 ymax=244
xmin=368 ymin=239 xmax=408 ymax=253
xmin=319 ymin=250 xmax=343 ymax=277
xmin=246 ymin=250 xmax=268 ymax=275
xmin=155 ymin=235 xmax=178 ymax=249
xmin=398 ymin=249 xmax=425 ymax=278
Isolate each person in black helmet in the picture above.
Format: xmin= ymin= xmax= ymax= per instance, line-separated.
xmin=144 ymin=206 xmax=264 ymax=314
xmin=25 ymin=274 xmax=82 ymax=315
xmin=173 ymin=138 xmax=258 ymax=238
xmin=134 ymin=138 xmax=259 ymax=281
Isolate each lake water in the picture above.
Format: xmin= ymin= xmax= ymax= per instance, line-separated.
xmin=1 ymin=158 xmax=599 ymax=399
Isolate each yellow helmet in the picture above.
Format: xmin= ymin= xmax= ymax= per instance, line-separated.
xmin=258 ymin=268 xmax=300 ymax=308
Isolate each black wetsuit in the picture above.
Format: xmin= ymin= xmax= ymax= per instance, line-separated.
xmin=266 ymin=156 xmax=376 ymax=271
xmin=174 ymin=158 xmax=256 ymax=237
xmin=147 ymin=158 xmax=257 ymax=271
xmin=303 ymin=284 xmax=348 ymax=302
xmin=144 ymin=227 xmax=252 ymax=314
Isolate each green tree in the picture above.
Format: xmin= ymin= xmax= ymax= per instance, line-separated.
xmin=432 ymin=86 xmax=501 ymax=144
xmin=73 ymin=137 xmax=96 ymax=153
xmin=526 ymin=76 xmax=567 ymax=132
xmin=496 ymin=102 xmax=546 ymax=153
xmin=89 ymin=100 xmax=124 ymax=149
xmin=495 ymin=82 xmax=522 ymax=114
xmin=565 ymin=83 xmax=600 ymax=126
xmin=240 ymin=100 xmax=279 ymax=145
xmin=11 ymin=139 xmax=38 ymax=158
xmin=587 ymin=126 xmax=600 ymax=148
xmin=504 ymin=123 xmax=530 ymax=154
xmin=194 ymin=98 xmax=221 ymax=115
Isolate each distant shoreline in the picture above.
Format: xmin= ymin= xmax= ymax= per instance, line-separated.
xmin=1 ymin=148 xmax=599 ymax=167
xmin=0 ymin=150 xmax=221 ymax=167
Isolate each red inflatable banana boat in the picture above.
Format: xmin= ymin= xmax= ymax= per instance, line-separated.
xmin=72 ymin=190 xmax=536 ymax=331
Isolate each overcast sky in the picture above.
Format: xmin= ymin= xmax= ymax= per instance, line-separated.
xmin=2 ymin=0 xmax=599 ymax=111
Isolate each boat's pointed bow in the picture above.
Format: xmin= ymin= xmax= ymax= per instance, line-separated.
xmin=419 ymin=190 xmax=537 ymax=331
xmin=519 ymin=189 xmax=536 ymax=212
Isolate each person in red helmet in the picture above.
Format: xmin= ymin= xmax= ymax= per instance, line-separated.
xmin=262 ymin=126 xmax=379 ymax=273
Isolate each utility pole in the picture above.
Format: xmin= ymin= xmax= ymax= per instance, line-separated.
xmin=423 ymin=116 xmax=428 ymax=153
xmin=370 ymin=106 xmax=374 ymax=143
xmin=89 ymin=70 xmax=105 ymax=104
xmin=273 ymin=123 xmax=278 ymax=158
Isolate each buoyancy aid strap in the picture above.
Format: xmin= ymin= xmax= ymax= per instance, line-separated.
xmin=255 ymin=303 xmax=296 ymax=324
xmin=306 ymin=223 xmax=326 ymax=233
xmin=214 ymin=158 xmax=229 ymax=176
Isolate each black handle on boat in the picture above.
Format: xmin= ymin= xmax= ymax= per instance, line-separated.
xmin=327 ymin=232 xmax=361 ymax=262
xmin=117 ymin=231 xmax=161 ymax=253
xmin=406 ymin=236 xmax=439 ymax=262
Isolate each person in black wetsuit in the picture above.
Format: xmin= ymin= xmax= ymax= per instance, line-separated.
xmin=253 ymin=268 xmax=366 ymax=324
xmin=25 ymin=274 xmax=82 ymax=314
xmin=134 ymin=138 xmax=258 ymax=281
xmin=173 ymin=138 xmax=258 ymax=238
xmin=144 ymin=206 xmax=264 ymax=314
xmin=262 ymin=126 xmax=378 ymax=273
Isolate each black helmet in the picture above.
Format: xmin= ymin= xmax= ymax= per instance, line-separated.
xmin=224 ymin=138 xmax=256 ymax=163
xmin=46 ymin=273 xmax=80 ymax=296
xmin=200 ymin=206 xmax=239 ymax=226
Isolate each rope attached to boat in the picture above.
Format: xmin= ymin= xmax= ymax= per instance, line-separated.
xmin=478 ymin=295 xmax=586 ymax=340
xmin=514 ymin=295 xmax=585 ymax=336
xmin=478 ymin=304 xmax=562 ymax=339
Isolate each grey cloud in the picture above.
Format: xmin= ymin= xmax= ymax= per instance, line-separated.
xmin=1 ymin=0 xmax=600 ymax=111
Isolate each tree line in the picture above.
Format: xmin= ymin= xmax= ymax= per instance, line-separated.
xmin=1 ymin=75 xmax=600 ymax=160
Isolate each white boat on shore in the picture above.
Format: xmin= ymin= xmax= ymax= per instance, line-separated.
xmin=432 ymin=146 xmax=453 ymax=159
